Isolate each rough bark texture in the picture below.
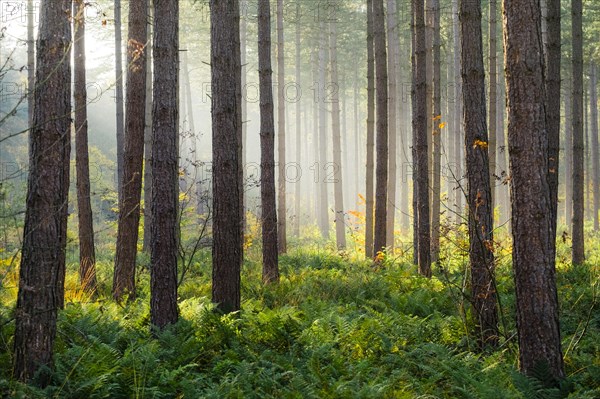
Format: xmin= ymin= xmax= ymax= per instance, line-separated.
xmin=414 ymin=0 xmax=431 ymax=276
xmin=258 ymin=0 xmax=279 ymax=284
xmin=294 ymin=2 xmax=302 ymax=237
xmin=115 ymin=0 xmax=125 ymax=202
xmin=431 ymin=0 xmax=441 ymax=264
xmin=565 ymin=84 xmax=573 ymax=228
xmin=452 ymin=0 xmax=463 ymax=223
xmin=488 ymin=0 xmax=497 ymax=211
xmin=372 ymin=0 xmax=388 ymax=257
xmin=143 ymin=0 xmax=154 ymax=252
xmin=27 ymin=0 xmax=34 ymax=128
xmin=571 ymin=0 xmax=585 ymax=265
xmin=73 ymin=0 xmax=97 ymax=293
xmin=503 ymin=0 xmax=565 ymax=378
xmin=276 ymin=0 xmax=287 ymax=254
xmin=386 ymin=0 xmax=399 ymax=250
xmin=330 ymin=21 xmax=346 ymax=251
xmin=13 ymin=0 xmax=72 ymax=384
xmin=211 ymin=0 xmax=243 ymax=313
xmin=460 ymin=0 xmax=498 ymax=348
xmin=591 ymin=63 xmax=600 ymax=231
xmin=150 ymin=0 xmax=179 ymax=329
xmin=545 ymin=0 xmax=561 ymax=256
xmin=113 ymin=0 xmax=148 ymax=301
xmin=365 ymin=0 xmax=375 ymax=258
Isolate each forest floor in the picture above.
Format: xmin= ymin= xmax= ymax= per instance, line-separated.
xmin=0 ymin=226 xmax=599 ymax=398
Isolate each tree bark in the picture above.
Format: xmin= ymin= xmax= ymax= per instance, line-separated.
xmin=431 ymin=0 xmax=441 ymax=264
xmin=373 ymin=0 xmax=388 ymax=257
xmin=276 ymin=0 xmax=287 ymax=254
xmin=143 ymin=0 xmax=154 ymax=252
xmin=13 ymin=0 xmax=71 ymax=384
xmin=329 ymin=20 xmax=346 ymax=251
xmin=318 ymin=22 xmax=330 ymax=240
xmin=386 ymin=0 xmax=399 ymax=250
xmin=565 ymin=83 xmax=573 ymax=228
xmin=27 ymin=0 xmax=34 ymax=128
xmin=414 ymin=0 xmax=431 ymax=276
xmin=460 ymin=0 xmax=498 ymax=348
xmin=365 ymin=0 xmax=375 ymax=258
xmin=150 ymin=0 xmax=179 ymax=330
xmin=488 ymin=0 xmax=497 ymax=213
xmin=503 ymin=0 xmax=565 ymax=378
xmin=211 ymin=0 xmax=243 ymax=313
xmin=258 ymin=0 xmax=279 ymax=284
xmin=73 ymin=0 xmax=97 ymax=293
xmin=591 ymin=63 xmax=600 ymax=231
xmin=294 ymin=2 xmax=302 ymax=237
xmin=452 ymin=0 xmax=463 ymax=224
xmin=571 ymin=0 xmax=585 ymax=265
xmin=113 ymin=0 xmax=148 ymax=301
xmin=114 ymin=0 xmax=125 ymax=203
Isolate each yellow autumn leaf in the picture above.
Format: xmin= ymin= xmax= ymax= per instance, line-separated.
xmin=433 ymin=115 xmax=442 ymax=121
xmin=439 ymin=122 xmax=446 ymax=129
xmin=473 ymin=139 xmax=488 ymax=149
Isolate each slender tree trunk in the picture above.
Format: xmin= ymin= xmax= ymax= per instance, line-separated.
xmin=412 ymin=0 xmax=419 ymax=266
xmin=545 ymin=0 xmax=560 ymax=248
xmin=258 ymin=0 xmax=279 ymax=284
xmin=488 ymin=0 xmax=497 ymax=213
xmin=241 ymin=0 xmax=248 ymax=229
xmin=113 ymin=0 xmax=148 ymax=301
xmin=591 ymin=62 xmax=600 ymax=231
xmin=503 ymin=0 xmax=565 ymax=378
xmin=460 ymin=0 xmax=498 ymax=348
xmin=431 ymin=0 xmax=441 ymax=264
xmin=386 ymin=0 xmax=399 ymax=250
xmin=13 ymin=0 xmax=71 ymax=384
xmin=211 ymin=0 xmax=243 ymax=313
xmin=373 ymin=0 xmax=388 ymax=257
xmin=365 ymin=0 xmax=375 ymax=258
xmin=294 ymin=2 xmax=302 ymax=237
xmin=27 ymin=0 xmax=34 ymax=128
xmin=572 ymin=0 xmax=585 ymax=265
xmin=497 ymin=50 xmax=508 ymax=224
xmin=414 ymin=0 xmax=431 ymax=276
xmin=143 ymin=0 xmax=154 ymax=252
xmin=276 ymin=0 xmax=287 ymax=253
xmin=452 ymin=0 xmax=463 ymax=223
xmin=329 ymin=21 xmax=346 ymax=250
xmin=565 ymin=84 xmax=573 ymax=228
xmin=73 ymin=0 xmax=97 ymax=293
xmin=115 ymin=0 xmax=125 ymax=202
xmin=318 ymin=23 xmax=330 ymax=239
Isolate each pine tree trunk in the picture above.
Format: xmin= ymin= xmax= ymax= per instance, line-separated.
xmin=276 ymin=0 xmax=287 ymax=254
xmin=565 ymin=84 xmax=573 ymax=228
xmin=27 ymin=0 xmax=34 ymax=128
xmin=460 ymin=0 xmax=498 ymax=348
xmin=143 ymin=0 xmax=153 ymax=252
xmin=241 ymin=0 xmax=248 ymax=229
xmin=211 ymin=0 xmax=243 ymax=313
xmin=452 ymin=0 xmax=463 ymax=224
xmin=571 ymin=0 xmax=585 ymax=265
xmin=73 ymin=0 xmax=97 ymax=293
xmin=488 ymin=0 xmax=497 ymax=213
xmin=591 ymin=63 xmax=600 ymax=231
xmin=386 ymin=0 xmax=399 ymax=250
xmin=150 ymin=0 xmax=179 ymax=329
xmin=365 ymin=0 xmax=375 ymax=258
xmin=414 ymin=0 xmax=431 ymax=276
xmin=503 ymin=0 xmax=565 ymax=378
xmin=114 ymin=0 xmax=125 ymax=203
xmin=373 ymin=0 xmax=388 ymax=257
xmin=258 ymin=0 xmax=279 ymax=284
xmin=431 ymin=0 xmax=441 ymax=264
xmin=294 ymin=2 xmax=302 ymax=237
xmin=545 ymin=0 xmax=561 ymax=247
xmin=13 ymin=0 xmax=72 ymax=384
xmin=318 ymin=23 xmax=330 ymax=240
xmin=113 ymin=0 xmax=148 ymax=301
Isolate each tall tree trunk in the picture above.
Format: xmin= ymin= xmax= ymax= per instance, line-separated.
xmin=488 ymin=0 xmax=497 ymax=213
xmin=150 ymin=0 xmax=179 ymax=330
xmin=497 ymin=49 xmax=508 ymax=224
xmin=114 ymin=0 xmax=125 ymax=203
xmin=113 ymin=0 xmax=148 ymax=301
xmin=241 ymin=0 xmax=248 ymax=229
xmin=143 ymin=0 xmax=154 ymax=252
xmin=373 ymin=0 xmax=388 ymax=257
xmin=545 ymin=0 xmax=561 ymax=248
xmin=503 ymin=0 xmax=565 ymax=378
xmin=571 ymin=0 xmax=585 ymax=265
xmin=365 ymin=0 xmax=375 ymax=258
xmin=73 ymin=0 xmax=97 ymax=293
xmin=318 ymin=22 xmax=330 ymax=239
xmin=452 ymin=0 xmax=463 ymax=223
xmin=591 ymin=62 xmax=600 ymax=231
xmin=460 ymin=0 xmax=498 ymax=348
xmin=258 ymin=0 xmax=279 ymax=283
xmin=565 ymin=83 xmax=573 ymax=228
xmin=329 ymin=21 xmax=346 ymax=250
xmin=211 ymin=0 xmax=243 ymax=313
xmin=386 ymin=0 xmax=399 ymax=250
xmin=412 ymin=0 xmax=419 ymax=266
xmin=431 ymin=0 xmax=441 ymax=264
xmin=13 ymin=0 xmax=72 ymax=384
xmin=294 ymin=2 xmax=302 ymax=237
xmin=27 ymin=0 xmax=34 ymax=128
xmin=414 ymin=0 xmax=431 ymax=276
xmin=276 ymin=0 xmax=287 ymax=254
